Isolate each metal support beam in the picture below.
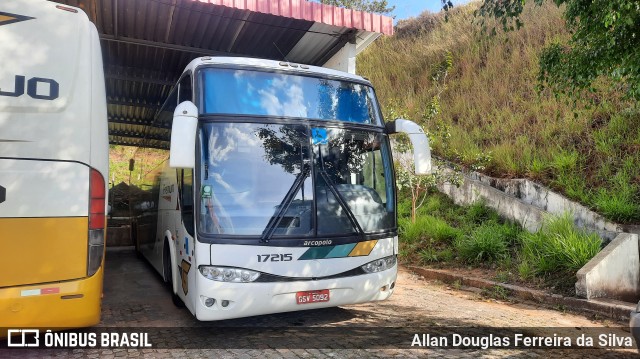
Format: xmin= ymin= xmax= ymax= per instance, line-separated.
xmin=113 ymin=0 xmax=118 ymax=38
xmin=104 ymin=64 xmax=179 ymax=86
xmin=110 ymin=130 xmax=170 ymax=142
xmin=100 ymin=34 xmax=232 ymax=56
xmin=314 ymin=30 xmax=356 ymax=67
xmin=106 ymin=73 xmax=176 ymax=87
xmin=109 ymin=138 xmax=169 ymax=150
xmin=104 ymin=73 xmax=178 ymax=86
xmin=164 ymin=0 xmax=177 ymax=44
xmin=108 ymin=116 xmax=171 ymax=129
xmin=107 ymin=99 xmax=162 ymax=109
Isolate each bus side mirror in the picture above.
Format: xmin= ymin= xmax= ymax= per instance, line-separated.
xmin=170 ymin=101 xmax=198 ymax=168
xmin=386 ymin=119 xmax=432 ymax=175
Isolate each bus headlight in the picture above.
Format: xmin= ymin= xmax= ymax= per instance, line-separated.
xmin=199 ymin=266 xmax=261 ymax=283
xmin=361 ymin=255 xmax=396 ymax=273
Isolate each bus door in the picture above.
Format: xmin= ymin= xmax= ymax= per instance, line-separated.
xmin=176 ymin=169 xmax=196 ymax=306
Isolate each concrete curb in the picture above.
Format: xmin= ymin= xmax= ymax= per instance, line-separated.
xmin=407 ymin=266 xmax=634 ymax=322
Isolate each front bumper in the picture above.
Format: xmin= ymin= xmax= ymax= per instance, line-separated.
xmin=194 ymin=264 xmax=397 ymax=321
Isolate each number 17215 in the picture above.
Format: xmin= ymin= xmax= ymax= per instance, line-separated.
xmin=257 ymin=254 xmax=293 ymax=262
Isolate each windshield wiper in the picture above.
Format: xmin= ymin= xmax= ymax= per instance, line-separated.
xmin=261 ymin=165 xmax=311 ymax=242
xmin=317 ymin=170 xmax=366 ymax=239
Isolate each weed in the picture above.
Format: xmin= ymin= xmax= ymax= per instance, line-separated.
xmin=399 ymin=214 xmax=461 ymax=244
xmin=528 ymin=157 xmax=548 ymax=179
xmin=519 ymin=214 xmax=601 ymax=277
xmin=455 ymin=222 xmax=514 ymax=263
xmin=397 ymin=199 xmax=413 ymax=219
xmin=465 ymin=200 xmax=500 ymax=224
xmin=517 ymin=260 xmax=535 ymax=280
xmin=554 ymin=173 xmax=590 ymax=204
xmin=594 ymin=192 xmax=639 ymax=223
xmin=419 ymin=248 xmax=439 ymax=264
xmin=419 ymin=247 xmax=455 ymax=264
xmin=482 ymin=285 xmax=510 ymax=300
xmin=398 ymin=248 xmax=409 ymax=260
xmin=551 ymin=150 xmax=579 ymax=173
xmin=437 ymin=248 xmax=455 ymax=262
xmin=419 ymin=195 xmax=444 ymax=216
xmin=451 ymin=279 xmax=462 ymax=289
xmin=593 ymin=186 xmax=640 ymax=223
xmin=494 ymin=271 xmax=510 ymax=283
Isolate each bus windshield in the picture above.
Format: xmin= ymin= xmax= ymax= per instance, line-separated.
xmin=199 ymin=68 xmax=382 ymax=125
xmin=197 ymin=123 xmax=395 ymax=239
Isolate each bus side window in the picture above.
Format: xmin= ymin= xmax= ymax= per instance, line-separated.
xmin=156 ymin=88 xmax=177 ymax=129
xmin=180 ymin=169 xmax=195 ymax=236
xmin=178 ymin=75 xmax=192 ymax=103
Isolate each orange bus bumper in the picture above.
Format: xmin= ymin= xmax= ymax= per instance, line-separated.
xmin=0 ymin=266 xmax=103 ymax=329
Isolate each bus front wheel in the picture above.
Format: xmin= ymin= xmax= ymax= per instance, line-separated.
xmin=163 ymin=239 xmax=185 ymax=308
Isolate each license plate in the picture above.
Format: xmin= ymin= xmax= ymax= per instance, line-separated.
xmin=296 ymin=289 xmax=330 ymax=305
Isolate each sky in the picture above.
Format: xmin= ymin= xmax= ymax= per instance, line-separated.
xmin=388 ymin=0 xmax=472 ymax=22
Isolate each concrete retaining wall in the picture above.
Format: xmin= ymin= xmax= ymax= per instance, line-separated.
xmin=434 ymin=165 xmax=639 ymax=302
xmin=437 ymin=167 xmax=621 ymax=240
xmin=437 ymin=169 xmax=545 ymax=233
xmin=576 ymin=233 xmax=640 ymax=301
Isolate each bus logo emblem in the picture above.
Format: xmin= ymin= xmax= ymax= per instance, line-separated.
xmin=7 ymin=329 xmax=39 ymax=347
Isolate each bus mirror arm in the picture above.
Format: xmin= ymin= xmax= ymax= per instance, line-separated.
xmin=169 ymin=101 xmax=199 ymax=168
xmin=386 ymin=119 xmax=432 ymax=175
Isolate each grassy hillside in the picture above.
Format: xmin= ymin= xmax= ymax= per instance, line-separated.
xmin=358 ymin=2 xmax=640 ymax=223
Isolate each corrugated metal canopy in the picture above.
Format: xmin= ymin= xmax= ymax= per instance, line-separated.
xmin=51 ymin=0 xmax=392 ymax=149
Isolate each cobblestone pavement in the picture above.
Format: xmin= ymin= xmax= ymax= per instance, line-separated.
xmin=2 ymin=248 xmax=637 ymax=358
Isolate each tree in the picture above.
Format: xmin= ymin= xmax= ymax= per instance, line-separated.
xmin=318 ymin=0 xmax=395 ymax=16
xmin=444 ymin=0 xmax=640 ymax=101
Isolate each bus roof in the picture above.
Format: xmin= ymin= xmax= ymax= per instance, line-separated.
xmin=185 ymin=57 xmax=371 ymax=84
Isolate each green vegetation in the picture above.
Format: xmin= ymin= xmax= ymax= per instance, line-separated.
xmin=358 ymin=2 xmax=640 ymax=224
xmin=109 ymin=145 xmax=168 ymax=187
xmin=397 ymin=191 xmax=601 ymax=294
xmin=482 ymin=285 xmax=511 ymax=301
xmin=455 ymin=222 xmax=518 ymax=263
xmin=519 ymin=214 xmax=602 ymax=277
xmin=516 ymin=214 xmax=602 ymax=291
xmin=470 ymin=0 xmax=640 ymax=101
xmin=318 ymin=0 xmax=394 ymax=15
xmin=398 ymin=191 xmax=518 ymax=266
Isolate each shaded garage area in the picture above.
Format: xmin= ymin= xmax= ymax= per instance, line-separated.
xmin=52 ymin=0 xmax=393 ymax=149
xmin=48 ymin=0 xmax=394 ymax=247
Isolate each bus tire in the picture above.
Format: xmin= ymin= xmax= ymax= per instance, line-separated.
xmin=131 ymin=221 xmax=142 ymax=259
xmin=172 ymin=290 xmax=185 ymax=308
xmin=163 ymin=239 xmax=184 ymax=308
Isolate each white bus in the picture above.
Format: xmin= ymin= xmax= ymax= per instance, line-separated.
xmin=132 ymin=57 xmax=430 ymax=320
xmin=0 ymin=0 xmax=108 ymax=328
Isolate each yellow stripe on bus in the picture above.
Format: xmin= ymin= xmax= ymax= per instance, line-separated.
xmin=348 ymin=240 xmax=378 ymax=257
